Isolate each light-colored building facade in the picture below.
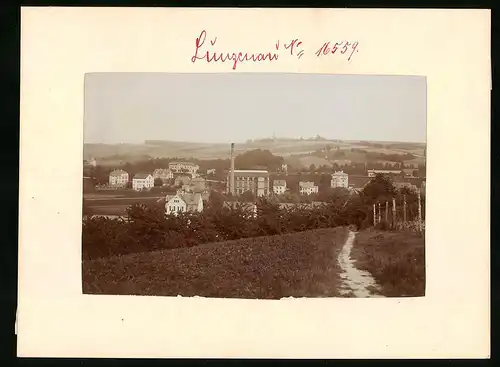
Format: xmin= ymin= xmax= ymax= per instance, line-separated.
xmin=108 ymin=169 xmax=129 ymax=188
xmin=227 ymin=170 xmax=270 ymax=197
xmin=153 ymin=168 xmax=173 ymax=183
xmin=331 ymin=171 xmax=349 ymax=188
xmin=168 ymin=161 xmax=200 ymax=176
xmin=367 ymin=169 xmax=402 ymax=177
xmin=299 ymin=181 xmax=319 ymax=195
xmin=132 ymin=173 xmax=154 ymax=191
xmin=273 ymin=180 xmax=287 ymax=195
xmin=165 ymin=192 xmax=203 ymax=216
xmin=207 ymin=168 xmax=216 ymax=175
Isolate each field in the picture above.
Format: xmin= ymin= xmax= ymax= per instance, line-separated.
xmin=84 ymin=195 xmax=162 ymax=216
xmin=84 ymin=139 xmax=426 ymax=166
xmin=82 ymin=227 xmax=348 ymax=299
xmin=350 ymin=230 xmax=425 ymax=297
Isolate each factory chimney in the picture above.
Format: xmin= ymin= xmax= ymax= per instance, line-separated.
xmin=230 ymin=143 xmax=235 ymax=195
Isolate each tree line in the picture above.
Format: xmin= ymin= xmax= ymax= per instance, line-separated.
xmin=82 ymin=174 xmax=425 ymax=260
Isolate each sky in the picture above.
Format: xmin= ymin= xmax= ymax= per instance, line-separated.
xmin=84 ymin=73 xmax=426 ymax=144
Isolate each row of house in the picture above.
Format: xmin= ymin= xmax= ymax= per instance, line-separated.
xmin=227 ymin=168 xmax=424 ymax=198
xmin=226 ymin=169 xmax=346 ymax=197
xmin=108 ymin=170 xmax=155 ymax=191
xmin=107 ymin=161 xmax=201 ymax=191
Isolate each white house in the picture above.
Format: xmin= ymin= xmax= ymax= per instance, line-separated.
xmin=165 ymin=192 xmax=204 ymax=216
xmin=207 ymin=168 xmax=216 ymax=175
xmin=331 ymin=171 xmax=349 ymax=188
xmin=273 ymin=180 xmax=287 ymax=195
xmin=299 ymin=181 xmax=318 ymax=195
xmin=132 ymin=173 xmax=154 ymax=191
xmin=168 ymin=161 xmax=200 ymax=176
xmin=108 ymin=169 xmax=129 ymax=188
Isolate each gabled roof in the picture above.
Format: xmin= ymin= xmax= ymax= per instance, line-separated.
xmin=166 ymin=193 xmax=202 ymax=207
xmin=273 ymin=180 xmax=286 ymax=186
xmin=231 ymin=170 xmax=270 ymax=177
xmin=109 ymin=169 xmax=128 ymax=176
xmin=299 ymin=181 xmax=316 ymax=188
xmin=133 ymin=173 xmax=152 ymax=180
xmin=332 ymin=171 xmax=348 ymax=176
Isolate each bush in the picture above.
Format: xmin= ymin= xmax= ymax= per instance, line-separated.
xmin=82 ymin=197 xmax=363 ymax=260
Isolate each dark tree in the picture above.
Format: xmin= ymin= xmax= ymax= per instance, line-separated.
xmin=240 ymin=190 xmax=256 ymax=202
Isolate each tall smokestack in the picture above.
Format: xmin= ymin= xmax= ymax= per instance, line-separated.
xmin=230 ymin=143 xmax=235 ymax=195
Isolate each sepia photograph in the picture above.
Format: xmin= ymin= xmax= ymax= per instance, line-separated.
xmin=82 ymin=73 xmax=426 ymax=299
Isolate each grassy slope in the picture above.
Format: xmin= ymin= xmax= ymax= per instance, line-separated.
xmin=82 ymin=227 xmax=348 ymax=299
xmin=350 ymin=230 xmax=425 ymax=297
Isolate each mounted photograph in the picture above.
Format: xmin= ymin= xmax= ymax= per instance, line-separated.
xmin=82 ymin=73 xmax=427 ymax=299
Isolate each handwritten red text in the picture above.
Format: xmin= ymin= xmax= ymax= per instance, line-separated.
xmin=315 ymin=41 xmax=359 ymax=61
xmin=190 ymin=30 xmax=279 ymax=70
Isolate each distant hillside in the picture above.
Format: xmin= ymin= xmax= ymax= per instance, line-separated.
xmin=83 ymin=139 xmax=426 ymax=167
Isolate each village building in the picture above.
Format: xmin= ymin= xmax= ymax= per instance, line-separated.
xmin=153 ymin=168 xmax=173 ymax=183
xmin=227 ymin=170 xmax=270 ymax=197
xmin=132 ymin=173 xmax=154 ymax=191
xmin=108 ymin=169 xmax=129 ymax=188
xmin=168 ymin=161 xmax=200 ymax=176
xmin=299 ymin=181 xmax=319 ymax=195
xmin=273 ymin=180 xmax=287 ymax=195
xmin=207 ymin=168 xmax=216 ymax=175
xmin=165 ymin=192 xmax=204 ymax=216
xmin=331 ymin=171 xmax=349 ymax=188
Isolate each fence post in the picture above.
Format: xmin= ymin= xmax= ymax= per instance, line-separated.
xmin=385 ymin=201 xmax=388 ymax=222
xmin=392 ymin=197 xmax=396 ymax=229
xmin=403 ymin=194 xmax=407 ymax=223
xmin=377 ymin=202 xmax=381 ymax=224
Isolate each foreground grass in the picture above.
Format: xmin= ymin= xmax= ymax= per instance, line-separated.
xmin=83 ymin=227 xmax=348 ymax=299
xmin=350 ymin=230 xmax=425 ymax=297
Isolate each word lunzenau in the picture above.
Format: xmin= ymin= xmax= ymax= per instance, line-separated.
xmin=190 ymin=30 xmax=279 ymax=70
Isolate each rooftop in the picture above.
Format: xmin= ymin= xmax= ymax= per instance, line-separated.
xmin=231 ymin=170 xmax=270 ymax=177
xmin=332 ymin=171 xmax=348 ymax=176
xmin=109 ymin=169 xmax=128 ymax=176
xmin=273 ymin=180 xmax=286 ymax=186
xmin=299 ymin=181 xmax=316 ymax=188
xmin=166 ymin=192 xmax=202 ymax=207
xmin=133 ymin=173 xmax=152 ymax=179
